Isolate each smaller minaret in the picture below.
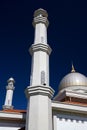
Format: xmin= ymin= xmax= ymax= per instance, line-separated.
xmin=3 ymin=77 xmax=15 ymax=110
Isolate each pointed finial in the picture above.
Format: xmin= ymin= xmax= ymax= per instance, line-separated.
xmin=71 ymin=62 xmax=75 ymax=73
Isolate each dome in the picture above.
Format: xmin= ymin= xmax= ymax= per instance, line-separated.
xmin=7 ymin=77 xmax=15 ymax=83
xmin=59 ymin=66 xmax=87 ymax=91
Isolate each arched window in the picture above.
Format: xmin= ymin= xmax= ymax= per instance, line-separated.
xmin=41 ymin=71 xmax=46 ymax=85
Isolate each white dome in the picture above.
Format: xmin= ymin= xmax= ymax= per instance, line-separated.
xmin=59 ymin=72 xmax=87 ymax=91
xmin=7 ymin=77 xmax=15 ymax=83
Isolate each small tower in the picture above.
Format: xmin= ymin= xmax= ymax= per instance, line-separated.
xmin=25 ymin=8 xmax=54 ymax=130
xmin=3 ymin=77 xmax=15 ymax=110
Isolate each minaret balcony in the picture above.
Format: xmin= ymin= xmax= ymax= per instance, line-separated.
xmin=29 ymin=43 xmax=52 ymax=55
xmin=33 ymin=15 xmax=49 ymax=27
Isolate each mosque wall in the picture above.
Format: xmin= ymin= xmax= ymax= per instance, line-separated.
xmin=0 ymin=122 xmax=24 ymax=130
xmin=53 ymin=113 xmax=87 ymax=130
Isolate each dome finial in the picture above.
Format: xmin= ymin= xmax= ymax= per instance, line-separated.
xmin=71 ymin=62 xmax=75 ymax=73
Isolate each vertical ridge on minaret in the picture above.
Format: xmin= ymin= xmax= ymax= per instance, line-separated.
xmin=3 ymin=77 xmax=15 ymax=110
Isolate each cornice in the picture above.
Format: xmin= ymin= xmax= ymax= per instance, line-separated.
xmin=6 ymin=85 xmax=15 ymax=90
xmin=25 ymin=85 xmax=54 ymax=99
xmin=29 ymin=43 xmax=52 ymax=55
xmin=54 ymin=89 xmax=87 ymax=101
xmin=52 ymin=101 xmax=87 ymax=115
xmin=32 ymin=16 xmax=49 ymax=27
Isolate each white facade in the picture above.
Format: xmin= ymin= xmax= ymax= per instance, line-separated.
xmin=52 ymin=102 xmax=87 ymax=130
xmin=0 ymin=8 xmax=87 ymax=130
xmin=0 ymin=110 xmax=26 ymax=130
xmin=55 ymin=114 xmax=87 ymax=130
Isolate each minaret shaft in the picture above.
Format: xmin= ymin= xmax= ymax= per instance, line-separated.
xmin=5 ymin=89 xmax=13 ymax=106
xmin=26 ymin=94 xmax=52 ymax=130
xmin=30 ymin=51 xmax=49 ymax=86
xmin=29 ymin=9 xmax=51 ymax=86
xmin=34 ymin=23 xmax=47 ymax=44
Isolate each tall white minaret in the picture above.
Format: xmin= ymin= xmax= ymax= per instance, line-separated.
xmin=3 ymin=77 xmax=15 ymax=110
xmin=25 ymin=8 xmax=54 ymax=130
xmin=29 ymin=8 xmax=51 ymax=86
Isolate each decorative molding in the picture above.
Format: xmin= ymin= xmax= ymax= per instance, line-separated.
xmin=0 ymin=111 xmax=26 ymax=121
xmin=2 ymin=105 xmax=14 ymax=110
xmin=6 ymin=85 xmax=15 ymax=90
xmin=25 ymin=85 xmax=54 ymax=99
xmin=34 ymin=8 xmax=48 ymax=18
xmin=33 ymin=16 xmax=49 ymax=27
xmin=54 ymin=89 xmax=87 ymax=101
xmin=52 ymin=101 xmax=87 ymax=115
xmin=32 ymin=8 xmax=49 ymax=27
xmin=29 ymin=43 xmax=52 ymax=55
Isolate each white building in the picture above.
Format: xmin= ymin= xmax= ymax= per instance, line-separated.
xmin=0 ymin=8 xmax=87 ymax=130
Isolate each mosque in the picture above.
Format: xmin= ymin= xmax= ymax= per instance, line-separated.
xmin=0 ymin=8 xmax=87 ymax=130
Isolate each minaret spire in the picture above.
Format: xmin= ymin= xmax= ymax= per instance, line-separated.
xmin=25 ymin=8 xmax=54 ymax=130
xmin=3 ymin=77 xmax=15 ymax=110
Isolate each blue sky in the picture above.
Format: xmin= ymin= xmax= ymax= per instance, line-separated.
xmin=0 ymin=0 xmax=87 ymax=109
